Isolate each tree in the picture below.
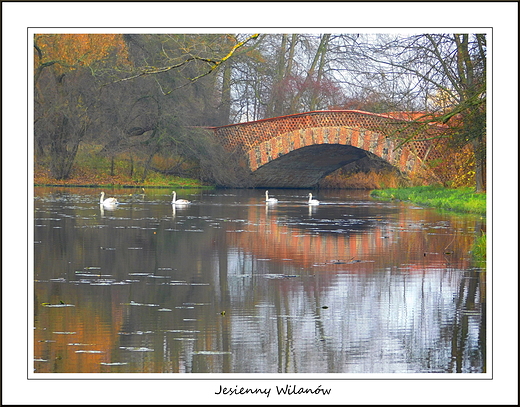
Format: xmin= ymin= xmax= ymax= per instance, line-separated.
xmin=34 ymin=33 xmax=261 ymax=181
xmin=34 ymin=34 xmax=130 ymax=179
xmin=349 ymin=33 xmax=487 ymax=191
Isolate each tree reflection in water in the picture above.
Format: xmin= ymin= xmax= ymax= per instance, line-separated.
xmin=33 ymin=187 xmax=486 ymax=373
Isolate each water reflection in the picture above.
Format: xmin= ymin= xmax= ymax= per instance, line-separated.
xmin=33 ymin=187 xmax=486 ymax=373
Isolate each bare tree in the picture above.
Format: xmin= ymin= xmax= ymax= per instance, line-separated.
xmin=347 ymin=33 xmax=486 ymax=191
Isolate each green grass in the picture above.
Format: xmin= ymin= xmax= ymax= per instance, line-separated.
xmin=35 ymin=146 xmax=214 ymax=189
xmin=472 ymin=233 xmax=487 ymax=268
xmin=370 ymin=186 xmax=486 ymax=215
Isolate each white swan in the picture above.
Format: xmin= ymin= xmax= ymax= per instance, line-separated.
xmin=100 ymin=191 xmax=118 ymax=206
xmin=172 ymin=191 xmax=191 ymax=205
xmin=308 ymin=193 xmax=320 ymax=205
xmin=265 ymin=190 xmax=278 ymax=203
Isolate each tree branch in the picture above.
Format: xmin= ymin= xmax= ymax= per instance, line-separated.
xmin=109 ymin=33 xmax=260 ymax=91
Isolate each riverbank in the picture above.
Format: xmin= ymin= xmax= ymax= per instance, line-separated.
xmin=34 ymin=165 xmax=212 ymax=189
xmin=369 ymin=186 xmax=486 ymax=215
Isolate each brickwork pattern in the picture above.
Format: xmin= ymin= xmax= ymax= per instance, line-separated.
xmin=210 ymin=110 xmax=450 ymax=176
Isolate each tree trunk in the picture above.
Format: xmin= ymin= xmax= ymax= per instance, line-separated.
xmin=129 ymin=154 xmax=134 ymax=178
xmin=289 ymin=34 xmax=330 ymax=112
xmin=266 ymin=34 xmax=289 ymax=117
xmin=141 ymin=152 xmax=155 ymax=183
xmin=50 ymin=114 xmax=76 ymax=179
xmin=110 ymin=156 xmax=115 ymax=176
xmin=309 ymin=35 xmax=330 ymax=111
xmin=473 ymin=137 xmax=486 ymax=193
xmin=218 ymin=63 xmax=232 ymax=125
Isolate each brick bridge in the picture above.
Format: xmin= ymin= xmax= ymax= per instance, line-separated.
xmin=208 ymin=110 xmax=450 ymax=188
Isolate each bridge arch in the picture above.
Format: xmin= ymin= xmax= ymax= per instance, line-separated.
xmin=210 ymin=110 xmax=449 ymax=188
xmin=247 ymin=126 xmax=419 ymax=188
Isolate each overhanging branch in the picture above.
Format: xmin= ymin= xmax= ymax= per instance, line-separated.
xmin=109 ymin=33 xmax=260 ymax=93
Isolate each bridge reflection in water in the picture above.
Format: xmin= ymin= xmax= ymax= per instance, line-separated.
xmin=224 ymin=198 xmax=472 ymax=272
xmin=213 ymin=197 xmax=483 ymax=373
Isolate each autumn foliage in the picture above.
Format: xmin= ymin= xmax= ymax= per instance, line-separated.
xmin=34 ymin=34 xmax=130 ymax=74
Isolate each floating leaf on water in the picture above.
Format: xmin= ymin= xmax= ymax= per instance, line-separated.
xmin=75 ymin=350 xmax=104 ymax=354
xmin=68 ymin=343 xmax=94 ymax=346
xmin=192 ymin=351 xmax=232 ymax=355
xmin=164 ymin=329 xmax=201 ymax=333
xmin=263 ymin=274 xmax=285 ymax=279
xmin=460 ymin=309 xmax=481 ymax=316
xmin=42 ymin=303 xmax=75 ymax=307
xmin=122 ymin=301 xmax=160 ymax=307
xmin=263 ymin=274 xmax=297 ymax=279
xmin=118 ymin=330 xmax=154 ymax=335
xmin=119 ymin=346 xmax=154 ymax=352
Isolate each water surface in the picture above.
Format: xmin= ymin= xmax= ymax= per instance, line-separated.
xmin=33 ymin=187 xmax=486 ymax=373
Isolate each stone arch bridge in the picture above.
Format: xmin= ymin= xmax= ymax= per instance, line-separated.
xmin=208 ymin=110 xmax=450 ymax=188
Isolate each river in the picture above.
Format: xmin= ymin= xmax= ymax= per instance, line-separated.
xmin=33 ymin=187 xmax=486 ymax=374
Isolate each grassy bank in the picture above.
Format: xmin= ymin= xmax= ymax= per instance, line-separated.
xmin=370 ymin=186 xmax=486 ymax=215
xmin=34 ymin=156 xmax=212 ymax=189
